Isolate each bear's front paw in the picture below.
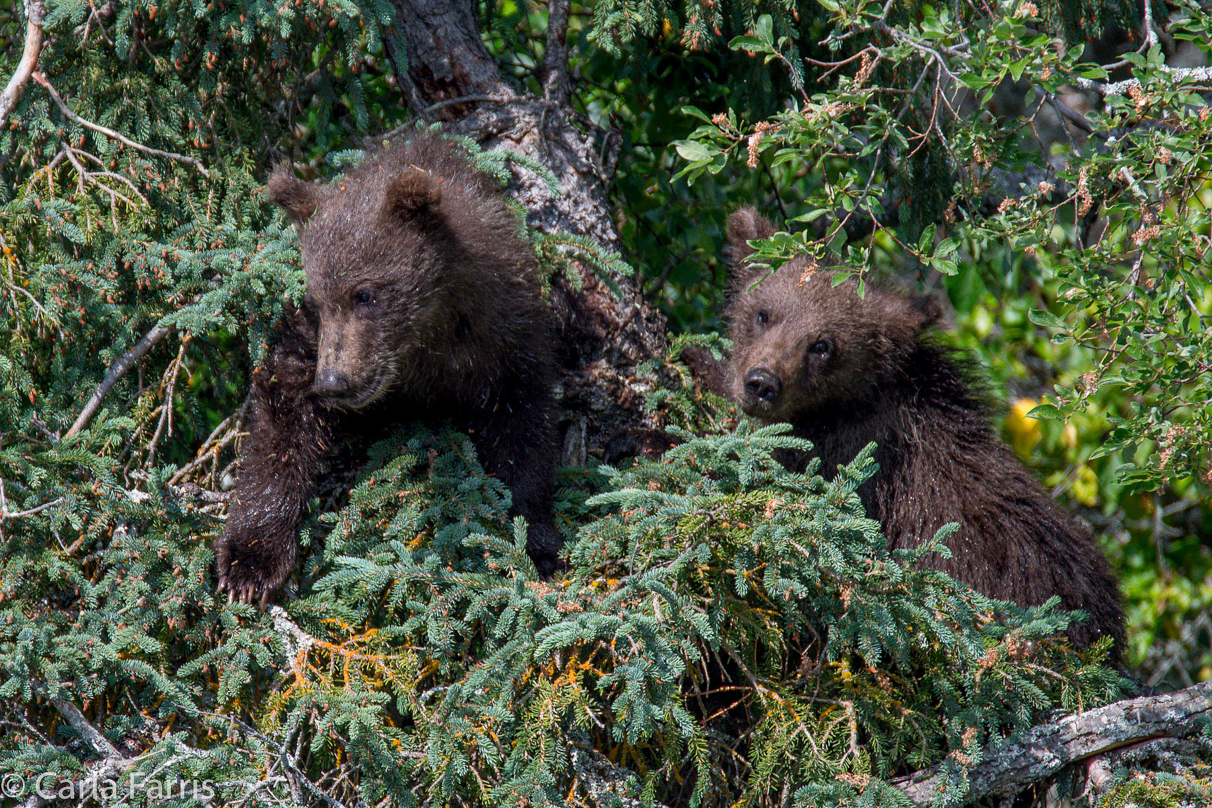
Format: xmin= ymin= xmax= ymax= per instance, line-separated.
xmin=214 ymin=527 xmax=298 ymax=609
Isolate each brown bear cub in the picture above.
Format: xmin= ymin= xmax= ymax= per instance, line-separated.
xmin=725 ymin=208 xmax=1125 ymax=660
xmin=215 ymin=133 xmax=562 ymax=606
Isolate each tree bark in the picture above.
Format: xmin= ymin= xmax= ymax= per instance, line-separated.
xmin=893 ymin=681 xmax=1212 ymax=805
xmin=0 ymin=0 xmax=46 ymax=129
xmin=386 ymin=0 xmax=669 ymax=465
xmin=388 ymin=0 xmax=514 ymax=110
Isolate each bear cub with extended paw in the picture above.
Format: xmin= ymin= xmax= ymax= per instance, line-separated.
xmin=215 ymin=133 xmax=562 ymax=606
xmin=725 ymin=208 xmax=1124 ymax=659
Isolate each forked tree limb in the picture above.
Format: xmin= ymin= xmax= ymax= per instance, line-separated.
xmin=65 ymin=324 xmax=174 ymax=439
xmin=34 ymin=72 xmax=212 ymax=177
xmin=893 ymin=681 xmax=1212 ymax=805
xmin=0 ymin=0 xmax=46 ymax=128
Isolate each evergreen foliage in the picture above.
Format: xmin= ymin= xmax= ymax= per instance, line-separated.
xmin=0 ymin=0 xmax=1207 ymax=802
xmin=0 ymin=413 xmax=1122 ymax=806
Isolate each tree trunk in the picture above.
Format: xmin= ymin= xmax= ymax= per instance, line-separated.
xmin=386 ymin=0 xmax=670 ymax=465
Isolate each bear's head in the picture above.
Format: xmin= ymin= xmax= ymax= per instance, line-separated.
xmin=724 ymin=208 xmax=942 ymax=423
xmin=267 ymin=158 xmax=460 ymax=410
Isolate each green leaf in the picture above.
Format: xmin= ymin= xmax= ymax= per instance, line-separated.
xmin=680 ymin=106 xmax=715 ymax=125
xmin=728 ymin=35 xmax=774 ymax=54
xmin=960 ymin=72 xmax=992 ymax=90
xmin=1027 ymin=309 xmax=1067 ymax=330
xmin=917 ymin=224 xmax=937 ymax=253
xmin=674 ymin=140 xmax=713 ymax=163
xmin=1027 ymin=403 xmax=1066 ymax=422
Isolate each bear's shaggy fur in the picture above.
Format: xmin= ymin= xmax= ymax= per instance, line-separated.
xmin=215 ymin=133 xmax=562 ymax=605
xmin=724 ymin=208 xmax=1124 ymax=659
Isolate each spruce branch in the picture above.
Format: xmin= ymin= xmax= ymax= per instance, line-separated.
xmin=60 ymin=143 xmax=150 ymax=226
xmin=65 ymin=324 xmax=174 ymax=439
xmin=0 ymin=479 xmax=63 ymax=523
xmin=0 ymin=229 xmax=60 ymax=338
xmin=33 ymin=72 xmax=212 ymax=178
xmin=202 ymin=712 xmax=354 ymax=808
xmin=893 ymin=681 xmax=1212 ymax=805
xmin=0 ymin=0 xmax=45 ymax=129
xmin=73 ymin=0 xmax=117 ymax=41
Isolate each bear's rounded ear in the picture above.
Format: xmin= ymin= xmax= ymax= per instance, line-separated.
xmin=726 ymin=207 xmax=777 ymax=267
xmin=267 ymin=162 xmax=323 ymax=225
xmin=384 ymin=169 xmax=442 ymax=223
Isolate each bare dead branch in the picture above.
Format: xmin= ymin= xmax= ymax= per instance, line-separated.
xmin=33 ymin=72 xmax=212 ymax=178
xmin=0 ymin=0 xmax=47 ymax=128
xmin=1040 ymin=89 xmax=1096 ymax=136
xmin=49 ymin=696 xmax=125 ymax=761
xmin=0 ymin=497 xmax=64 ymax=520
xmin=894 ymin=681 xmax=1212 ymax=805
xmin=65 ymin=324 xmax=174 ymax=439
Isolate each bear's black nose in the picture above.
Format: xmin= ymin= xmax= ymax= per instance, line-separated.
xmin=314 ymin=368 xmax=353 ymax=396
xmin=744 ymin=369 xmax=781 ymax=402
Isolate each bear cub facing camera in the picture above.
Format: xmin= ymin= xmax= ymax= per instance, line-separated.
xmin=215 ymin=133 xmax=562 ymax=606
xmin=725 ymin=208 xmax=1125 ymax=660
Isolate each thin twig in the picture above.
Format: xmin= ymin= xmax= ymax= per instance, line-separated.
xmin=199 ymin=710 xmax=354 ymax=808
xmin=0 ymin=0 xmax=46 ymax=128
xmin=75 ymin=0 xmax=117 ymax=43
xmin=872 ymin=18 xmax=971 ymax=62
xmin=145 ymin=337 xmax=190 ymax=464
xmin=1040 ymin=90 xmax=1095 ymax=136
xmin=33 ymin=71 xmax=212 ymax=178
xmin=0 ymin=497 xmax=64 ymax=521
xmin=168 ymin=413 xmax=239 ymax=485
xmin=65 ymin=324 xmax=174 ymax=439
xmin=65 ymin=144 xmax=149 ymax=209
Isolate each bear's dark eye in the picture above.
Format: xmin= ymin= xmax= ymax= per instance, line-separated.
xmin=808 ymin=339 xmax=832 ymax=356
xmin=352 ymin=289 xmax=374 ymax=308
xmin=757 ymin=309 xmax=769 ymax=326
